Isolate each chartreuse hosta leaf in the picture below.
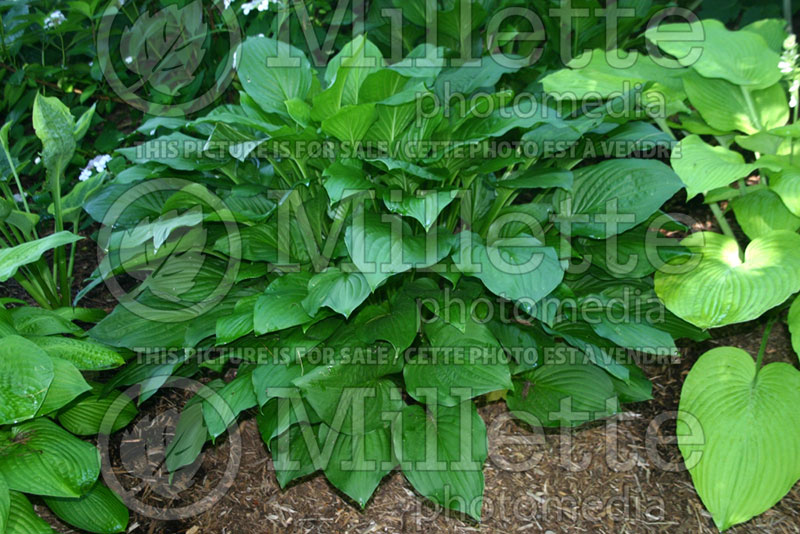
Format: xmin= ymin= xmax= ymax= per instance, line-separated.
xmin=678 ymin=347 xmax=800 ymax=530
xmin=0 ymin=231 xmax=82 ymax=282
xmin=33 ymin=92 xmax=76 ymax=179
xmin=346 ymin=211 xmax=456 ymax=290
xmin=655 ymin=231 xmax=800 ymax=329
xmin=0 ymin=418 xmax=100 ymax=498
xmin=506 ymin=363 xmax=620 ymax=427
xmin=394 ymin=402 xmax=487 ymax=521
xmin=451 ymin=232 xmax=563 ymax=312
xmin=58 ymin=387 xmax=138 ymax=436
xmin=646 ymin=19 xmax=781 ymax=88
xmin=789 ymin=297 xmax=800 ymax=362
xmin=0 ymin=335 xmax=54 ymax=425
xmin=682 ymin=70 xmax=789 ymax=134
xmin=6 ymin=491 xmax=55 ymax=534
xmin=732 ymin=189 xmax=800 ymax=240
xmin=44 ymin=482 xmax=128 ymax=534
xmin=553 ymin=159 xmax=683 ymax=238
xmin=770 ymin=166 xmax=800 ymax=217
xmin=671 ymin=135 xmax=780 ymax=199
xmin=404 ymin=318 xmax=512 ymax=406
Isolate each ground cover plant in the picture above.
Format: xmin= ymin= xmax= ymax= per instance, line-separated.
xmin=1 ymin=1 xmax=800 ymax=533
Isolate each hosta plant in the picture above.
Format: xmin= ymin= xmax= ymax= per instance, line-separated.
xmin=0 ymin=302 xmax=133 ymax=533
xmin=85 ymin=33 xmax=705 ymax=519
xmin=643 ymin=18 xmax=800 ymax=531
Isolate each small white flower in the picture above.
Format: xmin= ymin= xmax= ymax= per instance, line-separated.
xmin=34 ymin=156 xmax=41 ymax=165
xmin=791 ymin=94 xmax=798 ymax=108
xmin=242 ymin=0 xmax=273 ymax=15
xmin=779 ymin=60 xmax=794 ymax=74
xmin=223 ymin=0 xmax=233 ymax=9
xmin=79 ymin=154 xmax=112 ymax=181
xmin=12 ymin=193 xmax=23 ymax=203
xmin=124 ymin=56 xmax=134 ymax=65
xmin=43 ymin=10 xmax=66 ymax=30
xmin=785 ymin=34 xmax=797 ymax=51
xmin=791 ymin=80 xmax=799 ymax=93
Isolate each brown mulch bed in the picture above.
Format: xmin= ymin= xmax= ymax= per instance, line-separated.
xmin=35 ymin=319 xmax=800 ymax=534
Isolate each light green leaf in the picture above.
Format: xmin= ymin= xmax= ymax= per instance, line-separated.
xmin=0 ymin=231 xmax=82 ymax=282
xmin=202 ymin=368 xmax=258 ymax=439
xmin=33 ymin=93 xmax=76 ymax=179
xmin=320 ymin=424 xmax=395 ymax=508
xmin=352 ymin=295 xmax=419 ymax=353
xmin=0 ymin=418 xmax=100 ymax=498
xmin=0 ymin=335 xmax=54 ymax=425
xmin=302 ymin=268 xmax=371 ymax=318
xmin=732 ymin=189 xmax=800 ymax=239
xmin=553 ymin=159 xmax=683 ymax=237
xmin=770 ymin=166 xmax=800 ymax=217
xmin=655 ymin=231 xmax=800 ymax=328
xmin=678 ymin=347 xmax=800 ymax=530
xmin=671 ymin=135 xmax=779 ymax=199
xmin=270 ymin=424 xmax=320 ymax=487
xmin=322 ymin=161 xmax=373 ymax=204
xmin=506 ymin=363 xmax=620 ymax=427
xmin=395 ymin=402 xmax=487 ymax=521
xmin=0 ymin=473 xmax=7 ymax=534
xmin=683 ymin=71 xmax=788 ymax=134
xmin=646 ymin=19 xmax=782 ymax=88
xmin=44 ymin=481 xmax=128 ymax=534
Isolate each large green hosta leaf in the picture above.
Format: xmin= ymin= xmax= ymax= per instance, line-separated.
xmin=302 ymin=268 xmax=371 ymax=318
xmin=404 ymin=319 xmax=512 ymax=406
xmin=44 ymin=482 xmax=128 ymax=534
xmin=254 ymin=272 xmax=314 ymax=335
xmin=346 ymin=212 xmax=455 ymax=291
xmin=236 ymin=37 xmax=313 ymax=116
xmin=655 ymin=231 xmax=800 ymax=328
xmin=36 ymin=356 xmax=91 ymax=415
xmin=320 ymin=424 xmax=396 ymax=508
xmin=451 ymin=233 xmax=563 ymax=311
xmin=0 ymin=335 xmax=54 ymax=425
xmin=506 ymin=363 xmax=620 ymax=427
xmin=553 ymin=159 xmax=683 ymax=238
xmin=0 ymin=418 xmax=100 ymax=497
xmin=678 ymin=347 xmax=800 ymax=530
xmin=646 ymin=19 xmax=781 ymax=88
xmin=395 ymin=402 xmax=487 ymax=521
xmin=671 ymin=135 xmax=779 ymax=199
xmin=6 ymin=491 xmax=55 ymax=534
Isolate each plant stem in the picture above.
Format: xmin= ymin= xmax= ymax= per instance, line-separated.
xmin=740 ymin=86 xmax=763 ymax=132
xmin=709 ymin=202 xmax=735 ymax=239
xmin=50 ymin=169 xmax=70 ymax=306
xmin=755 ymin=314 xmax=779 ymax=373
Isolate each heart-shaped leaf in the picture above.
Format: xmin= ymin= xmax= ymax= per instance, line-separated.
xmin=646 ymin=19 xmax=781 ymax=88
xmin=655 ymin=231 xmax=800 ymax=328
xmin=671 ymin=135 xmax=780 ymax=199
xmin=678 ymin=347 xmax=800 ymax=530
xmin=732 ymin=189 xmax=800 ymax=240
xmin=0 ymin=335 xmax=54 ymax=425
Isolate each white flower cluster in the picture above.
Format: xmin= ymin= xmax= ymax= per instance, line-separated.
xmin=781 ymin=34 xmax=800 ymax=108
xmin=78 ymin=154 xmax=112 ymax=182
xmin=242 ymin=0 xmax=275 ymax=15
xmin=43 ymin=10 xmax=66 ymax=30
